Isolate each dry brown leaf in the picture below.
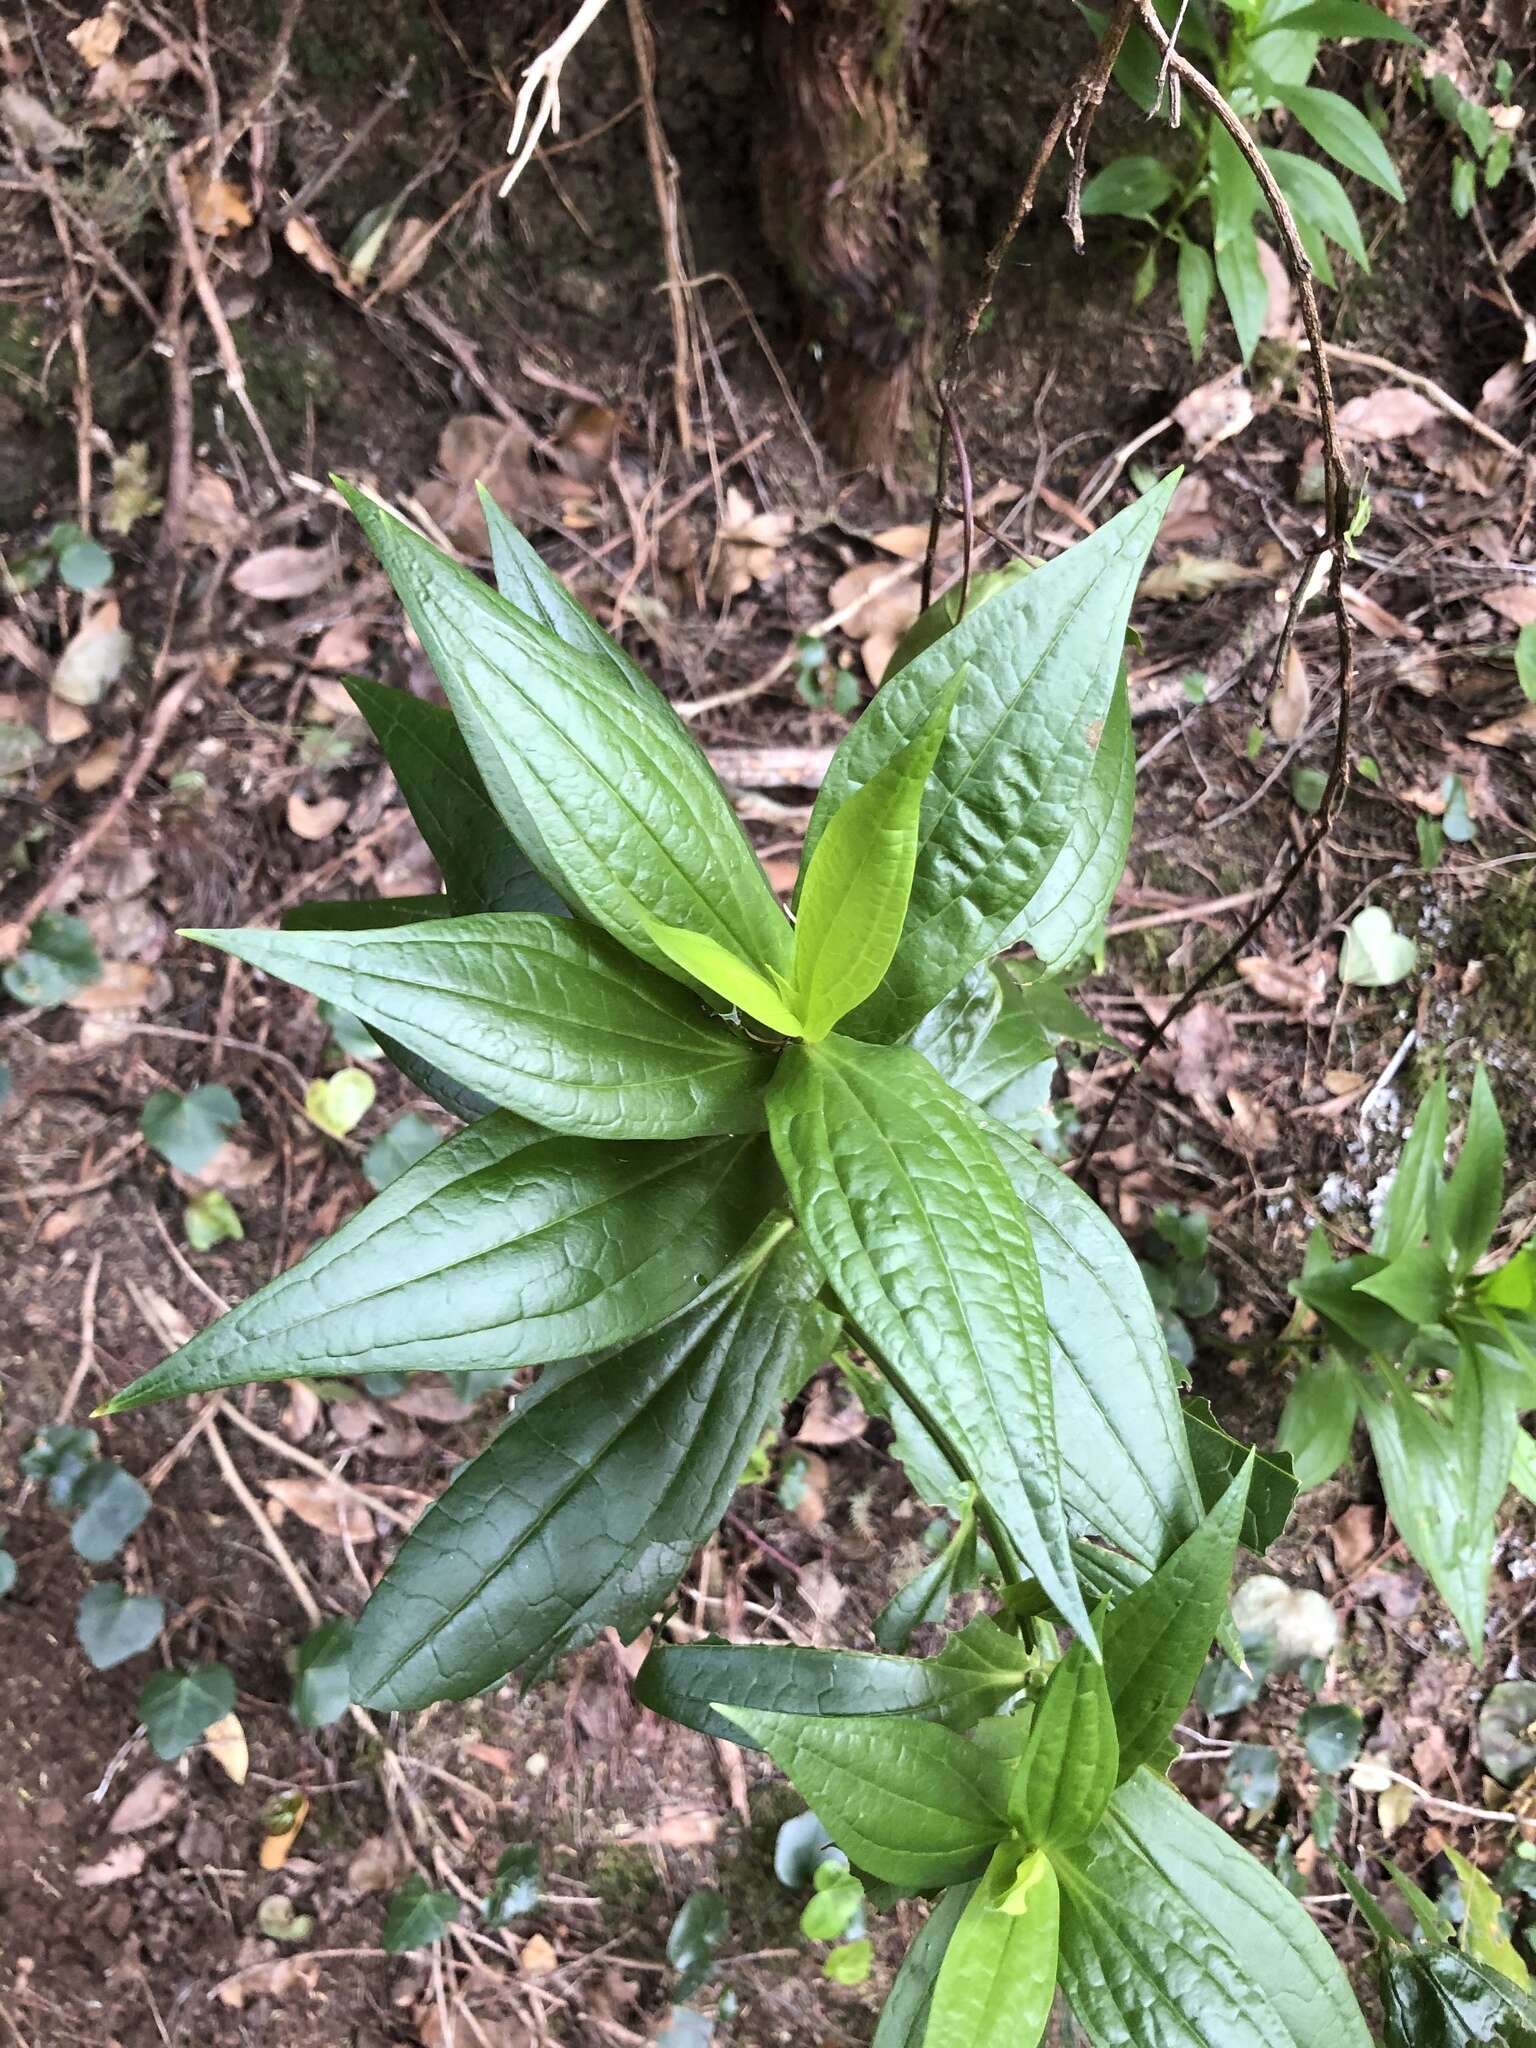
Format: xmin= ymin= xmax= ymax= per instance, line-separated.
xmin=187 ymin=173 xmax=253 ymax=238
xmin=203 ymin=1712 xmax=249 ymax=1785
xmin=53 ymin=600 xmax=132 ymax=707
xmin=283 ymin=213 xmax=353 ymax=294
xmin=794 ymin=1380 xmax=868 ymax=1447
xmin=263 ymin=1477 xmax=376 ymax=1544
xmin=418 ymin=413 xmax=543 ymax=550
xmin=1336 ymin=386 xmax=1440 ymax=442
xmin=553 ymin=402 xmax=618 ymax=477
xmin=74 ymin=737 xmax=125 ymax=791
xmin=1412 ymin=1725 xmax=1455 ymax=1789
xmin=286 ymin=793 xmax=349 ymax=842
xmin=87 ymin=48 xmax=179 ymax=103
xmin=1139 ymin=553 xmax=1265 ymax=602
xmin=312 ymin=618 xmax=372 ymax=671
xmin=131 ymin=1281 xmax=195 ymax=1352
xmin=1268 ymin=642 xmax=1310 ymax=742
xmin=232 ymin=545 xmax=336 ymax=602
xmin=1 ymin=85 xmax=85 ymax=157
xmin=194 ymin=1139 xmax=274 ymax=1191
xmin=390 ymin=1381 xmax=477 ymax=1423
xmin=870 ymin=519 xmax=962 ymax=563
xmin=1483 ymin=583 xmax=1536 ymax=627
xmin=798 ymin=1557 xmax=847 ymax=1628
xmin=1236 ymin=955 xmax=1327 ymax=1012
xmin=1323 ymin=1068 xmax=1363 ymax=1096
xmin=1378 ymin=1780 xmax=1416 ymax=1838
xmin=184 ymin=467 xmax=242 ymax=550
xmin=67 ymin=959 xmax=156 ymax=1016
xmin=1172 ymin=369 xmax=1254 ymax=454
xmin=1159 ymin=475 xmax=1219 ymax=546
xmin=373 ymin=215 xmax=435 ymax=295
xmin=108 ymin=1767 xmax=182 ymax=1834
xmin=347 ymin=1833 xmax=405 ymax=1893
xmin=283 ymin=1378 xmax=324 ymax=1439
xmin=213 ymin=1953 xmax=321 ymax=2010
xmin=67 ymin=7 xmax=125 ymax=68
xmin=1227 ymin=1086 xmax=1280 ymax=1153
xmin=1257 ymin=238 xmax=1296 ymax=341
xmin=259 ymin=1793 xmax=311 ymax=1872
xmin=1341 ymin=583 xmax=1423 ymax=642
xmin=75 ymin=1841 xmax=147 ymax=1886
xmin=709 ymin=486 xmax=794 ymax=601
xmin=47 ymin=696 xmax=91 ymax=745
xmin=1170 ymin=1003 xmax=1235 ymax=1098
xmin=1331 ymin=1502 xmax=1377 ymax=1573
xmin=634 ymin=1807 xmax=721 ymax=1848
xmin=519 ymin=1935 xmax=559 ymax=1978
xmin=1470 ymin=701 xmax=1536 ymax=748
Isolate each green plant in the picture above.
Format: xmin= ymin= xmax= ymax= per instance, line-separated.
xmin=1428 ymin=55 xmax=1518 ymax=219
xmin=1080 ymin=0 xmax=1414 ymax=360
xmin=1279 ymin=1067 xmax=1534 ymax=1642
xmin=103 ymin=477 xmax=1374 ymax=2042
xmin=1339 ymin=1853 xmax=1536 ymax=2046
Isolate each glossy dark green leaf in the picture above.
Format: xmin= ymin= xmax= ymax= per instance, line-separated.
xmin=635 ymin=1614 xmax=1034 ymax=1746
xmin=76 ymin=1582 xmax=164 ymax=1670
xmin=1080 ymin=154 xmax=1176 ymax=217
xmin=139 ymin=1084 xmax=242 ymax=1174
xmin=1101 ymin=1460 xmax=1249 ymax=1781
xmin=1013 ymin=1631 xmax=1117 ymax=1847
xmin=382 ymin=1873 xmax=459 ymax=1952
xmin=185 ymin=914 xmax=775 ymax=1140
xmin=797 ymin=480 xmax=1175 ymax=1037
xmin=668 ymin=1889 xmax=728 ymax=2000
xmin=873 ymin=1504 xmax=978 ymax=1652
xmin=872 ymin=1884 xmax=974 ymax=2048
xmin=1299 ymin=1703 xmax=1363 ymax=1774
xmin=716 ymin=1708 xmax=1010 ymax=1890
xmin=1295 ymin=1250 xmax=1417 ymax=1358
xmin=1266 ymin=81 xmax=1405 ymax=199
xmin=884 ymin=563 xmax=1033 ymax=683
xmin=69 ymin=1460 xmax=151 ymax=1563
xmin=1261 ymin=148 xmax=1370 ymax=268
xmin=1441 ymin=1066 xmax=1505 ymax=1278
xmin=1184 ymin=1398 xmax=1296 ymax=1551
xmin=338 ymin=483 xmax=792 ymax=984
xmin=1277 ymin=1355 xmax=1359 ymax=1491
xmin=283 ymin=894 xmax=453 ymax=934
xmin=138 ymin=1662 xmax=235 ymax=1760
xmin=104 ymin=1117 xmax=775 ymax=1409
xmin=905 ymin=963 xmax=1003 ymax=1088
xmin=989 ymin=1121 xmax=1206 ymax=1574
xmin=1381 ymin=1944 xmax=1536 ymax=2048
xmin=1055 ymin=1769 xmax=1373 ymax=2048
xmin=350 ymin=1231 xmax=835 ymax=1707
xmin=291 ymin=1617 xmax=354 ymax=1728
xmin=477 ymin=484 xmax=649 ymax=693
xmin=769 ymin=1038 xmax=1089 ymax=1641
xmin=1357 ymin=1350 xmax=1516 ymax=1644
xmin=1215 ymin=218 xmax=1268 ymax=365
xmin=926 ymin=1845 xmax=1059 ymax=2048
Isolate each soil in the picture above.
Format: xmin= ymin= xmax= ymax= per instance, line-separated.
xmin=3 ymin=0 xmax=1536 ymax=2042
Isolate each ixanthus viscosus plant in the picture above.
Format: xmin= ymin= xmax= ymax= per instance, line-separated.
xmin=108 ymin=476 xmax=1379 ymax=2044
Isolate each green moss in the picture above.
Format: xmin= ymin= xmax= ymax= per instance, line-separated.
xmin=588 ymin=1844 xmax=663 ymax=1923
xmin=294 ymin=2 xmax=442 ymax=110
xmin=227 ymin=324 xmax=343 ymax=444
xmin=711 ymin=1780 xmax=808 ymax=1947
xmin=0 ymin=309 xmax=52 ymax=423
xmin=1467 ymin=873 xmax=1536 ymax=1043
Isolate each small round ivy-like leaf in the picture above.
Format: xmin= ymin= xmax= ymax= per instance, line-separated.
xmin=482 ymin=1843 xmax=541 ymax=1927
xmin=1299 ymin=1703 xmax=1363 ymax=1776
xmin=362 ymin=1112 xmax=442 ymax=1191
xmin=77 ymin=1581 xmax=165 ymax=1670
xmin=774 ymin=1810 xmax=836 ymax=1889
xmin=291 ymin=1617 xmax=354 ymax=1730
xmin=1225 ymin=1741 xmax=1281 ymax=1813
xmin=1478 ymin=1681 xmax=1536 ymax=1788
xmin=140 ymin=1084 xmax=243 ymax=1174
xmin=667 ymin=1889 xmax=728 ymax=2001
xmin=822 ymin=1937 xmax=873 ymax=1986
xmin=1339 ymin=906 xmax=1417 ymax=989
xmin=69 ymin=1460 xmax=151 ymax=1564
xmin=0 ymin=1551 xmax=16 ymax=1597
xmin=185 ymin=1188 xmax=243 ymax=1251
xmin=800 ymin=1865 xmax=863 ymax=1942
xmin=304 ymin=1067 xmax=376 ymax=1138
xmin=381 ymin=1872 xmax=459 ymax=1952
xmin=256 ymin=1894 xmax=314 ymax=1943
xmin=3 ymin=912 xmax=102 ymax=1008
xmin=318 ymin=998 xmax=382 ymax=1061
xmin=20 ymin=1423 xmax=98 ymax=1508
xmin=138 ymin=1662 xmax=236 ymax=1760
xmin=56 ymin=536 xmax=115 ymax=591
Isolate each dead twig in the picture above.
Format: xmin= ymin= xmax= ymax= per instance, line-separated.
xmin=1305 ymin=338 xmax=1528 ymax=464
xmin=623 ymin=0 xmax=697 ymax=455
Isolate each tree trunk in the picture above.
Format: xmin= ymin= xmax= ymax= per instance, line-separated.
xmin=757 ymin=0 xmax=941 ymax=476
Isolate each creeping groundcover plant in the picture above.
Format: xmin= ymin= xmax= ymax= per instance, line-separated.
xmin=106 ymin=477 xmax=1380 ymax=2044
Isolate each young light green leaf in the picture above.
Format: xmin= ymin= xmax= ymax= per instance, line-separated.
xmin=1440 ymin=1065 xmax=1505 ymax=1277
xmin=1013 ymin=1630 xmax=1118 ymax=1846
xmin=798 ymin=479 xmax=1176 ymax=1037
xmin=1100 ymin=1459 xmax=1250 ymax=1781
xmin=1261 ymin=147 xmax=1370 ymax=267
xmin=1339 ymin=905 xmax=1417 ymax=987
xmin=793 ymin=672 xmax=962 ymax=1039
xmin=139 ymin=1084 xmax=242 ymax=1175
xmin=1517 ymin=623 xmax=1536 ymax=702
xmin=635 ymin=1614 xmax=1035 ymax=1746
xmin=304 ymin=1067 xmax=375 ymax=1138
xmin=715 ymin=1709 xmax=1010 ymax=1890
xmin=1055 ymin=1770 xmax=1373 ymax=2048
xmin=1444 ymin=1846 xmax=1530 ymax=1991
xmin=1267 ymin=81 xmax=1406 ymax=199
xmin=1177 ymin=236 xmax=1216 ymax=356
xmin=643 ymin=919 xmax=804 ymax=1037
xmin=76 ymin=1582 xmax=165 ymax=1670
xmin=769 ymin=1038 xmax=1092 ymax=1645
xmin=1080 ymin=154 xmax=1177 ymax=217
xmin=337 ymin=483 xmax=792 ymax=983
xmin=873 ymin=1885 xmax=974 ymax=2048
xmin=185 ymin=914 xmax=775 ymax=1141
xmin=344 ymin=675 xmax=566 ymax=917
xmin=1277 ymin=1354 xmax=1359 ymax=1491
xmin=138 ymin=1663 xmax=236 ymax=1760
xmin=1373 ymin=1075 xmax=1449 ymax=1260
xmin=350 ymin=1233 xmax=834 ymax=1706
xmin=291 ymin=1617 xmax=354 ymax=1728
xmin=926 ymin=1845 xmax=1059 ymax=2048
xmin=1215 ymin=219 xmax=1268 ymax=365
xmin=103 ymin=1117 xmax=775 ymax=1410
xmin=184 ymin=1188 xmax=243 ymax=1251
xmin=1265 ymin=0 xmax=1421 ymax=43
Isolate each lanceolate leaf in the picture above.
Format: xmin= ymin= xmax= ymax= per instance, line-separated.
xmin=1055 ymin=1770 xmax=1373 ymax=2048
xmin=872 ymin=1884 xmax=975 ymax=2048
xmin=1260 ymin=148 xmax=1370 ymax=269
xmin=793 ymin=673 xmax=962 ymax=1039
xmin=1100 ymin=1460 xmax=1250 ymax=1780
xmin=926 ymin=1846 xmax=1060 ymax=2048
xmin=104 ymin=1118 xmax=776 ymax=1410
xmin=1266 ymin=81 xmax=1405 ymax=200
xmin=798 ymin=479 xmax=1176 ymax=1037
xmin=476 ymin=484 xmax=651 ymax=694
xmin=769 ymin=1038 xmax=1091 ymax=1643
xmin=634 ymin=1615 xmax=1034 ymax=1746
xmin=1013 ymin=1632 xmax=1118 ymax=1846
xmin=986 ymin=1120 xmax=1206 ymax=1573
xmin=184 ymin=914 xmax=775 ymax=1141
xmin=644 ymin=920 xmax=804 ymax=1037
xmin=715 ymin=1708 xmax=1010 ymax=1890
xmin=1276 ymin=1354 xmax=1359 ymax=1492
xmin=338 ymin=484 xmax=792 ymax=983
xmin=349 ymin=1231 xmax=835 ymax=1707
xmin=1373 ymin=1075 xmax=1449 ymax=1261
xmin=344 ymin=676 xmax=566 ymax=916
xmin=1441 ymin=1065 xmax=1505 ymax=1278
